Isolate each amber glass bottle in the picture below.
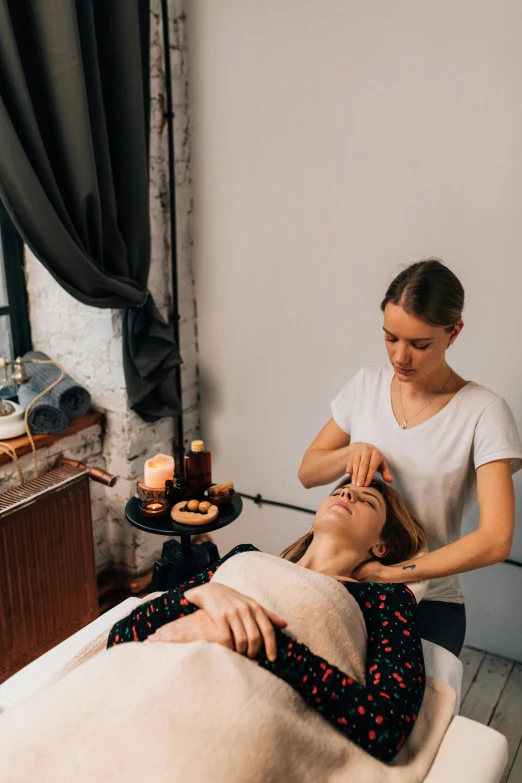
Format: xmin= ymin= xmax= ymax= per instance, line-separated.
xmin=184 ymin=440 xmax=212 ymax=498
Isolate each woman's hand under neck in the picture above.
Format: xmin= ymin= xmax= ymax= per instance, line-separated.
xmin=296 ymin=541 xmax=363 ymax=583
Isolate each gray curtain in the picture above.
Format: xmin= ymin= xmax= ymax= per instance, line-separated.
xmin=0 ymin=0 xmax=182 ymax=421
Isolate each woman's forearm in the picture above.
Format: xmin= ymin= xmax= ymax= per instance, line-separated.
xmin=298 ymin=446 xmax=350 ymax=488
xmin=386 ymin=529 xmax=506 ymax=583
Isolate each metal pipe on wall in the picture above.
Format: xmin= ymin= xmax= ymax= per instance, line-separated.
xmin=160 ymin=0 xmax=185 ymax=477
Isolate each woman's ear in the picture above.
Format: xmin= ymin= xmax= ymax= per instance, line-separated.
xmin=370 ymin=540 xmax=389 ymax=559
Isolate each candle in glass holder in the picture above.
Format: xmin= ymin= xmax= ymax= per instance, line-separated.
xmin=140 ymin=498 xmax=169 ymax=517
xmin=144 ymin=454 xmax=175 ymax=489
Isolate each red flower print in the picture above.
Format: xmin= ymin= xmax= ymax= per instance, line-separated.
xmin=357 ymin=706 xmax=365 ymax=715
xmin=311 ymin=686 xmax=318 ymax=695
xmin=385 ymin=647 xmax=392 ymax=652
xmin=382 ymin=621 xmax=389 ymax=627
xmin=405 ymin=715 xmax=411 ymax=723
xmin=403 ymin=630 xmax=410 ymax=636
xmin=365 ymin=601 xmax=372 ymax=608
xmin=392 ymin=673 xmax=403 ymax=682
xmin=379 ymin=595 xmax=386 ymax=600
xmin=382 ymin=639 xmax=389 ymax=645
xmin=180 ymin=598 xmax=189 ymax=606
xmin=405 ymin=662 xmax=412 ymax=669
xmin=322 ymin=668 xmax=333 ymax=683
xmin=338 ymin=717 xmax=348 ymax=725
xmin=367 ymin=694 xmax=374 ymax=702
xmin=368 ymin=730 xmax=377 ymax=741
xmin=369 ymin=664 xmax=378 ymax=673
xmin=380 ymin=691 xmax=391 ymax=700
xmin=375 ymin=715 xmax=384 ymax=725
xmin=379 ymin=603 xmax=385 ymax=609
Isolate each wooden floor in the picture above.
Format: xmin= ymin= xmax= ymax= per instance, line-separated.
xmin=460 ymin=647 xmax=522 ymax=783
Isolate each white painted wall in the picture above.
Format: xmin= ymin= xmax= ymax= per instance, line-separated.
xmin=188 ymin=0 xmax=522 ymax=661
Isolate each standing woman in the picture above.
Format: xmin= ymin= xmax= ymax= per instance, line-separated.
xmin=299 ymin=259 xmax=522 ymax=657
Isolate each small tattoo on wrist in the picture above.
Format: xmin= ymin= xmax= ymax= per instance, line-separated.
xmin=402 ymin=564 xmax=416 ymax=571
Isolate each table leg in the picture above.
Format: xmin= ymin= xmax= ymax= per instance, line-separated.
xmin=150 ymin=538 xmax=220 ymax=591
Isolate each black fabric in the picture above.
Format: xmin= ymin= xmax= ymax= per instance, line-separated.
xmin=417 ymin=600 xmax=466 ymax=657
xmin=0 ymin=0 xmax=181 ymax=420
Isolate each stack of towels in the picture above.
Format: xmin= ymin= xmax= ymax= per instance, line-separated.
xmin=17 ymin=351 xmax=91 ymax=434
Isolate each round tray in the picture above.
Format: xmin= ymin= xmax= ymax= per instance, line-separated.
xmin=125 ymin=492 xmax=243 ymax=536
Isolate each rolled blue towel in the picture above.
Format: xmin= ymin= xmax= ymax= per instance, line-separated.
xmin=17 ymin=383 xmax=68 ymax=434
xmin=17 ymin=351 xmax=91 ymax=434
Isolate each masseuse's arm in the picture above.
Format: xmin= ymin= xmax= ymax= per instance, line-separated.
xmin=298 ymin=418 xmax=394 ymax=488
xmin=357 ymin=459 xmax=515 ymax=584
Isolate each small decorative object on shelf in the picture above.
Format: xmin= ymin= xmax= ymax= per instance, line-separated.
xmin=139 ymin=498 xmax=170 ymax=517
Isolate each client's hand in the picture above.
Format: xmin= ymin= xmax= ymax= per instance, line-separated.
xmin=184 ymin=582 xmax=288 ymax=662
xmin=346 ymin=442 xmax=394 ymax=486
xmin=149 ymin=610 xmax=220 ymax=645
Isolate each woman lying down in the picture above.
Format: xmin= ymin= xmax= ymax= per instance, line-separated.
xmin=108 ymin=477 xmax=427 ymax=763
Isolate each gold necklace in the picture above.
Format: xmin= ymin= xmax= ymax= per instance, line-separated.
xmin=398 ymin=368 xmax=453 ymax=430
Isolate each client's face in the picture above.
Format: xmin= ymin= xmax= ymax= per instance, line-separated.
xmin=314 ymin=479 xmax=387 ymax=558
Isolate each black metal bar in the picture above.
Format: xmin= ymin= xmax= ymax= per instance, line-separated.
xmin=0 ymin=200 xmax=32 ymax=356
xmin=160 ymin=0 xmax=184 ymax=477
xmin=239 ymin=492 xmax=316 ymax=516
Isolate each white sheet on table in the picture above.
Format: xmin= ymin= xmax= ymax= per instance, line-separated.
xmin=422 ymin=640 xmax=462 ymax=716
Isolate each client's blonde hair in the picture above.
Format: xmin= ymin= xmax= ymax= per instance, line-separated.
xmin=280 ymin=477 xmax=426 ymax=566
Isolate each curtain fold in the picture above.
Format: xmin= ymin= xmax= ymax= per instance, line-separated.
xmin=0 ymin=0 xmax=181 ymax=420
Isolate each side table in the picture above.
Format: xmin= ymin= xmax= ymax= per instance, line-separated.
xmin=125 ymin=493 xmax=243 ymax=591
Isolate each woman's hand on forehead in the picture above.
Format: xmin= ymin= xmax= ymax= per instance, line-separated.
xmin=345 ymin=442 xmax=394 ymax=487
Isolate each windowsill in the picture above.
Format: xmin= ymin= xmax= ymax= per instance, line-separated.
xmin=0 ymin=411 xmax=104 ymax=467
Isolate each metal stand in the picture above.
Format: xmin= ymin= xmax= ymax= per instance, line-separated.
xmin=150 ymin=536 xmax=220 ymax=591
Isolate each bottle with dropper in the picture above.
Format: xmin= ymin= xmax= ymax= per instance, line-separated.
xmin=184 ymin=440 xmax=212 ymax=498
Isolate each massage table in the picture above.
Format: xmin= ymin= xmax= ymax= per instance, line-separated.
xmin=0 ymin=589 xmax=508 ymax=783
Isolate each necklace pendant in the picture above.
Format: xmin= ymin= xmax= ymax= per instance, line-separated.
xmin=401 ymin=421 xmax=407 ymax=430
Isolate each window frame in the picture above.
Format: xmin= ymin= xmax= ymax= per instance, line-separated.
xmin=0 ymin=200 xmax=32 ymax=358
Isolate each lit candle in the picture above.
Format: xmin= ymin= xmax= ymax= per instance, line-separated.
xmin=140 ymin=498 xmax=169 ymax=516
xmin=144 ymin=454 xmax=175 ymax=489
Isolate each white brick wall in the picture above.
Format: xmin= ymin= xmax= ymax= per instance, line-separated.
xmin=2 ymin=0 xmax=199 ymax=580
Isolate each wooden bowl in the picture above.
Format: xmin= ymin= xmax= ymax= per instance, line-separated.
xmin=206 ymin=489 xmax=235 ymax=507
xmin=171 ymin=500 xmax=219 ymax=526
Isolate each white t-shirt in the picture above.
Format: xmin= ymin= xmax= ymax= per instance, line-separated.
xmin=331 ymin=364 xmax=522 ymax=604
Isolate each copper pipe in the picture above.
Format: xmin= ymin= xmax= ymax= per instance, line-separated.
xmin=58 ymin=457 xmax=117 ymax=487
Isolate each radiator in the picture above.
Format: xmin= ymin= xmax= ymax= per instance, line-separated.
xmin=0 ymin=464 xmax=99 ymax=684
